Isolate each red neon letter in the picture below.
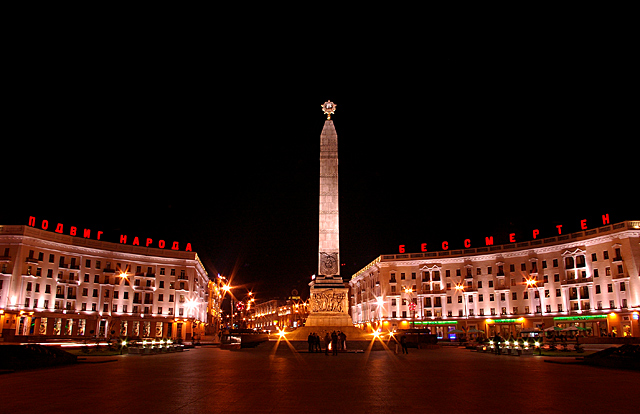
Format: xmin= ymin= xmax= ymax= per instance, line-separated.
xmin=602 ymin=213 xmax=610 ymax=225
xmin=532 ymin=229 xmax=539 ymax=239
xmin=464 ymin=239 xmax=471 ymax=248
xmin=83 ymin=229 xmax=91 ymax=238
xmin=171 ymin=241 xmax=179 ymax=250
xmin=556 ymin=224 xmax=563 ymax=235
xmin=159 ymin=240 xmax=165 ymax=249
xmin=70 ymin=226 xmax=77 ymax=236
xmin=119 ymin=234 xmax=127 ymax=244
xmin=580 ymin=219 xmax=587 ymax=230
xmin=146 ymin=238 xmax=153 ymax=247
xmin=420 ymin=243 xmax=427 ymax=252
xmin=509 ymin=233 xmax=516 ymax=243
xmin=55 ymin=223 xmax=64 ymax=233
xmin=41 ymin=220 xmax=49 ymax=230
xmin=28 ymin=216 xmax=36 ymax=226
xmin=133 ymin=237 xmax=140 ymax=246
xmin=185 ymin=243 xmax=192 ymax=252
xmin=399 ymin=245 xmax=405 ymax=253
xmin=97 ymin=231 xmax=103 ymax=240
xmin=484 ymin=236 xmax=494 ymax=246
xmin=442 ymin=241 xmax=448 ymax=250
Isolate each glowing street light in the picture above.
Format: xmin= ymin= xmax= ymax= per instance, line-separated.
xmin=455 ymin=283 xmax=468 ymax=320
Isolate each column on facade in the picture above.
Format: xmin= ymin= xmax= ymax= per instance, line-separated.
xmin=613 ymin=281 xmax=622 ymax=310
xmin=576 ymin=284 xmax=582 ymax=311
xmin=562 ymin=287 xmax=570 ymax=314
xmin=538 ymin=286 xmax=545 ymax=315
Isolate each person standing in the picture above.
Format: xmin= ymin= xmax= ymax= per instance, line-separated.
xmin=331 ymin=331 xmax=338 ymax=356
xmin=339 ymin=331 xmax=347 ymax=351
xmin=400 ymin=335 xmax=409 ymax=354
xmin=308 ymin=333 xmax=314 ymax=353
xmin=324 ymin=332 xmax=331 ymax=355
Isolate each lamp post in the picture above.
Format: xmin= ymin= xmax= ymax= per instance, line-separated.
xmin=455 ymin=283 xmax=468 ymax=342
xmin=403 ymin=286 xmax=416 ymax=329
xmin=455 ymin=283 xmax=467 ymax=319
xmin=221 ymin=283 xmax=233 ymax=329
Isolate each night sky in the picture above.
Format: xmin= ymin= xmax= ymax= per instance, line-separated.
xmin=4 ymin=35 xmax=636 ymax=301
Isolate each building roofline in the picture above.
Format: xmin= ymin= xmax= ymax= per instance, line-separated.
xmin=351 ymin=220 xmax=640 ymax=280
xmin=0 ymin=224 xmax=198 ymax=262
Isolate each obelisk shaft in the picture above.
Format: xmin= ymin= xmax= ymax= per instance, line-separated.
xmin=318 ymin=119 xmax=339 ymax=277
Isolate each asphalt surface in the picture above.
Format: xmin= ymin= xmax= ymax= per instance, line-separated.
xmin=2 ymin=342 xmax=638 ymax=413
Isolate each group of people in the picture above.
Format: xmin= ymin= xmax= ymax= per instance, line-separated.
xmin=307 ymin=331 xmax=347 ymax=355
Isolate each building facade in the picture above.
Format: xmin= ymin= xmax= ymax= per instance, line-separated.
xmin=0 ymin=225 xmax=209 ymax=343
xmin=350 ymin=220 xmax=640 ymax=339
xmin=248 ymin=299 xmax=309 ymax=332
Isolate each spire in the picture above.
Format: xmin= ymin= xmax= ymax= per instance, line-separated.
xmin=321 ymin=100 xmax=336 ymax=119
xmin=318 ymin=101 xmax=339 ymax=278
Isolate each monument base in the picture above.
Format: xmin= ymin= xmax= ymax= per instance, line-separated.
xmin=284 ymin=324 xmax=370 ymax=342
xmin=304 ymin=312 xmax=352 ymax=327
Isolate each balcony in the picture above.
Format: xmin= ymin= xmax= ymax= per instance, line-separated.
xmin=612 ymin=273 xmax=630 ymax=280
xmin=57 ymin=275 xmax=79 ymax=284
xmin=419 ymin=288 xmax=446 ymax=295
xmin=561 ymin=277 xmax=592 ymax=286
xmin=25 ymin=257 xmax=39 ymax=264
xmin=133 ymin=285 xmax=155 ymax=291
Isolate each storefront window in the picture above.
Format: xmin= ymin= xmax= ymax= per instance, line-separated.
xmin=120 ymin=321 xmax=128 ymax=336
xmin=156 ymin=322 xmax=163 ymax=337
xmin=64 ymin=319 xmax=73 ymax=335
xmin=78 ymin=319 xmax=86 ymax=335
xmin=39 ymin=318 xmax=47 ymax=335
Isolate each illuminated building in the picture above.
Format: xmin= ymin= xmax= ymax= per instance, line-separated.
xmin=0 ymin=225 xmax=208 ymax=342
xmin=350 ymin=220 xmax=640 ymax=339
xmin=248 ymin=299 xmax=310 ymax=331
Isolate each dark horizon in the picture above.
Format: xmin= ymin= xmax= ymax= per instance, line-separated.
xmin=4 ymin=45 xmax=636 ymax=302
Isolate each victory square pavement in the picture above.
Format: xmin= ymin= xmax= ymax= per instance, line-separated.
xmin=1 ymin=342 xmax=638 ymax=414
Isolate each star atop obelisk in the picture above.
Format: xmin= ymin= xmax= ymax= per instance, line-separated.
xmin=321 ymin=100 xmax=336 ymax=119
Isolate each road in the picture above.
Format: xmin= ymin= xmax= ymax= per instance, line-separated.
xmin=1 ymin=342 xmax=638 ymax=413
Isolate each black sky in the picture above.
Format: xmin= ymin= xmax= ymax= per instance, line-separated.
xmin=4 ymin=27 xmax=636 ymax=301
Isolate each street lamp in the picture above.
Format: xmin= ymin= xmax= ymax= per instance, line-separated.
xmin=221 ymin=283 xmax=234 ymax=329
xmin=455 ymin=283 xmax=468 ymax=319
xmin=525 ymin=278 xmax=541 ymax=315
xmin=403 ymin=286 xmax=416 ymax=329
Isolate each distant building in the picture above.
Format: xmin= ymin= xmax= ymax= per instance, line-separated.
xmin=248 ymin=298 xmax=309 ymax=332
xmin=0 ymin=225 xmax=209 ymax=342
xmin=350 ymin=220 xmax=640 ymax=338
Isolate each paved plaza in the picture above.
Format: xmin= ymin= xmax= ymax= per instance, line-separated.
xmin=1 ymin=343 xmax=638 ymax=413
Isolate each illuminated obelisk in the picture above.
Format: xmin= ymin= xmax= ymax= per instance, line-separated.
xmin=306 ymin=101 xmax=352 ymax=327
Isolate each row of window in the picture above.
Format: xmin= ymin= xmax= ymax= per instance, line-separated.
xmin=22 ymin=279 xmax=189 ymax=294
xmin=388 ymin=298 xmax=629 ymax=319
xmin=380 ymin=267 xmax=626 ymax=295
xmin=389 ymin=282 xmax=627 ymax=307
xmin=19 ymin=249 xmax=188 ymax=276
xmin=21 ymin=297 xmax=187 ymax=315
xmin=378 ymin=263 xmax=626 ymax=292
